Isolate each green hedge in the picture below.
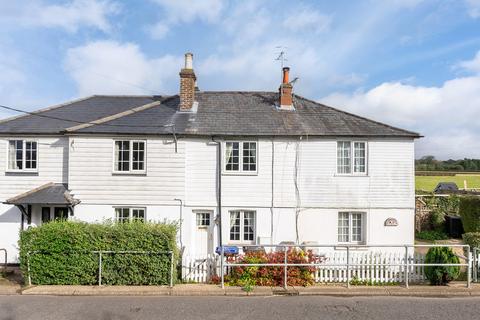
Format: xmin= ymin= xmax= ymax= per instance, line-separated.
xmin=459 ymin=196 xmax=480 ymax=233
xmin=19 ymin=220 xmax=178 ymax=285
xmin=424 ymin=247 xmax=460 ymax=285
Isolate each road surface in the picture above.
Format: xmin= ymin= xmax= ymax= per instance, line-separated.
xmin=1 ymin=295 xmax=480 ymax=320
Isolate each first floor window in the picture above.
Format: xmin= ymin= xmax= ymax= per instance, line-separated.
xmin=225 ymin=141 xmax=257 ymax=173
xmin=337 ymin=141 xmax=367 ymax=174
xmin=229 ymin=210 xmax=255 ymax=243
xmin=114 ymin=140 xmax=145 ymax=173
xmin=115 ymin=207 xmax=146 ymax=223
xmin=338 ymin=212 xmax=365 ymax=243
xmin=196 ymin=212 xmax=211 ymax=227
xmin=8 ymin=140 xmax=37 ymax=171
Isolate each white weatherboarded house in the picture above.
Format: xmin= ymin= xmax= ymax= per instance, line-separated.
xmin=0 ymin=53 xmax=419 ymax=263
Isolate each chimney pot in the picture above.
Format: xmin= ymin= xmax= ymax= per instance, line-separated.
xmin=282 ymin=67 xmax=290 ymax=84
xmin=185 ymin=52 xmax=193 ymax=69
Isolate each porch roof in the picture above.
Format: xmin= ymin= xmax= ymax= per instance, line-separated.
xmin=4 ymin=183 xmax=80 ymax=206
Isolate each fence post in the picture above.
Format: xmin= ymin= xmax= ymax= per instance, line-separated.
xmin=169 ymin=251 xmax=174 ymax=288
xmin=284 ymin=247 xmax=288 ymax=289
xmin=220 ymin=246 xmax=224 ymax=289
xmin=98 ymin=251 xmax=102 ymax=286
xmin=404 ymin=246 xmax=409 ymax=289
xmin=467 ymin=249 xmax=472 ymax=289
xmin=474 ymin=248 xmax=477 ymax=283
xmin=27 ymin=252 xmax=32 ymax=286
xmin=346 ymin=246 xmax=350 ymax=288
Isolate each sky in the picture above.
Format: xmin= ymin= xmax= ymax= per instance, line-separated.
xmin=1 ymin=0 xmax=480 ymax=160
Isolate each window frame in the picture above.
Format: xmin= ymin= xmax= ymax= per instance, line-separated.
xmin=222 ymin=140 xmax=258 ymax=175
xmin=114 ymin=207 xmax=146 ymax=223
xmin=6 ymin=139 xmax=39 ymax=173
xmin=112 ymin=140 xmax=146 ymax=174
xmin=228 ymin=210 xmax=256 ymax=244
xmin=336 ymin=140 xmax=368 ymax=176
xmin=337 ymin=211 xmax=366 ymax=244
xmin=195 ymin=211 xmax=212 ymax=228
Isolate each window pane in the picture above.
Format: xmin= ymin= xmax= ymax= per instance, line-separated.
xmin=338 ymin=212 xmax=350 ymax=242
xmin=243 ymin=211 xmax=255 ymax=241
xmin=354 ymin=142 xmax=366 ymax=173
xmin=351 ymin=213 xmax=363 ymax=242
xmin=8 ymin=140 xmax=20 ymax=169
xmin=115 ymin=141 xmax=130 ymax=171
xmin=229 ymin=211 xmax=240 ymax=240
xmin=225 ymin=142 xmax=240 ymax=171
xmin=196 ymin=212 xmax=211 ymax=226
xmin=132 ymin=208 xmax=145 ymax=222
xmin=337 ymin=142 xmax=351 ymax=174
xmin=115 ymin=208 xmax=130 ymax=223
xmin=25 ymin=141 xmax=37 ymax=169
xmin=41 ymin=207 xmax=51 ymax=223
xmin=132 ymin=141 xmax=145 ymax=171
xmin=242 ymin=142 xmax=257 ymax=172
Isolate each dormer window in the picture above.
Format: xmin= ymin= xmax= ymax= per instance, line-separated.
xmin=224 ymin=141 xmax=257 ymax=174
xmin=7 ymin=140 xmax=37 ymax=172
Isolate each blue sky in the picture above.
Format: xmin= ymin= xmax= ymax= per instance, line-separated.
xmin=1 ymin=0 xmax=480 ymax=159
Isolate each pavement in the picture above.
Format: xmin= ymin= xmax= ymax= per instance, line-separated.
xmin=2 ymin=295 xmax=480 ymax=320
xmin=3 ymin=282 xmax=479 ymax=297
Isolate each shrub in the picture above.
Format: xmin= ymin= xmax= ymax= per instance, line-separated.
xmin=19 ymin=220 xmax=178 ymax=285
xmin=459 ymin=196 xmax=480 ymax=233
xmin=416 ymin=230 xmax=449 ymax=241
xmin=462 ymin=232 xmax=480 ymax=251
xmin=430 ymin=209 xmax=445 ymax=231
xmin=424 ymin=247 xmax=460 ymax=285
xmin=226 ymin=249 xmax=320 ymax=287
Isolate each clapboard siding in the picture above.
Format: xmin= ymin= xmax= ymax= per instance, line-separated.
xmin=0 ymin=137 xmax=68 ymax=201
xmin=68 ymin=136 xmax=185 ymax=205
xmin=185 ymin=137 xmax=414 ymax=209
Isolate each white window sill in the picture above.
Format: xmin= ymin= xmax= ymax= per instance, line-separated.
xmin=334 ymin=244 xmax=368 ymax=250
xmin=5 ymin=170 xmax=38 ymax=174
xmin=222 ymin=172 xmax=258 ymax=176
xmin=112 ymin=171 xmax=146 ymax=176
xmin=334 ymin=174 xmax=368 ymax=177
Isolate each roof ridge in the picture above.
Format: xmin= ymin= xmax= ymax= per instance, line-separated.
xmin=65 ymin=100 xmax=162 ymax=132
xmin=296 ymin=94 xmax=421 ymax=137
xmin=0 ymin=95 xmax=97 ymax=125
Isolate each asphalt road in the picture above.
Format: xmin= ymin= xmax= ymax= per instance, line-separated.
xmin=1 ymin=296 xmax=480 ymax=320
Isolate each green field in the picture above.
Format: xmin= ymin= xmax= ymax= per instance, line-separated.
xmin=416 ymin=174 xmax=480 ymax=192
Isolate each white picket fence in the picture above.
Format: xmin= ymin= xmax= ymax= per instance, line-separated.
xmin=182 ymin=251 xmax=427 ymax=284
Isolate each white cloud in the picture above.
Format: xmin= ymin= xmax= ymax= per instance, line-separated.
xmin=456 ymin=50 xmax=480 ymax=73
xmin=322 ymin=76 xmax=480 ymax=159
xmin=1 ymin=0 xmax=119 ymax=33
xmin=64 ymin=41 xmax=182 ymax=95
xmin=148 ymin=0 xmax=224 ymax=39
xmin=466 ymin=0 xmax=480 ymax=18
xmin=283 ymin=8 xmax=332 ymax=33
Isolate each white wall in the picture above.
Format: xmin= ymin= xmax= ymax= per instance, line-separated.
xmin=68 ymin=136 xmax=185 ymax=206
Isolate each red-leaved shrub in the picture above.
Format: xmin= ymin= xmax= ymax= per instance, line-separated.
xmin=226 ymin=249 xmax=322 ymax=287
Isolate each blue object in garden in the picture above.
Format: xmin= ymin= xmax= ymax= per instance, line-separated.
xmin=215 ymin=246 xmax=239 ymax=255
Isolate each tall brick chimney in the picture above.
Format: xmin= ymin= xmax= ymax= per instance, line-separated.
xmin=279 ymin=67 xmax=294 ymax=111
xmin=179 ymin=52 xmax=196 ymax=112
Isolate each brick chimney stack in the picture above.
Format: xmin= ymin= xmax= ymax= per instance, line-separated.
xmin=179 ymin=52 xmax=196 ymax=111
xmin=279 ymin=67 xmax=294 ymax=111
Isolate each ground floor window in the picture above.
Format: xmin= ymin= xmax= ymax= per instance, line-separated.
xmin=338 ymin=212 xmax=365 ymax=244
xmin=115 ymin=207 xmax=146 ymax=223
xmin=229 ymin=210 xmax=255 ymax=243
xmin=196 ymin=212 xmax=211 ymax=227
xmin=41 ymin=206 xmax=68 ymax=223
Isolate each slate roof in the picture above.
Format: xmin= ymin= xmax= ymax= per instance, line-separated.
xmin=0 ymin=92 xmax=420 ymax=137
xmin=4 ymin=183 xmax=80 ymax=205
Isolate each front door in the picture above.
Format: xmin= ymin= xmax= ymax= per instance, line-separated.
xmin=194 ymin=211 xmax=214 ymax=256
